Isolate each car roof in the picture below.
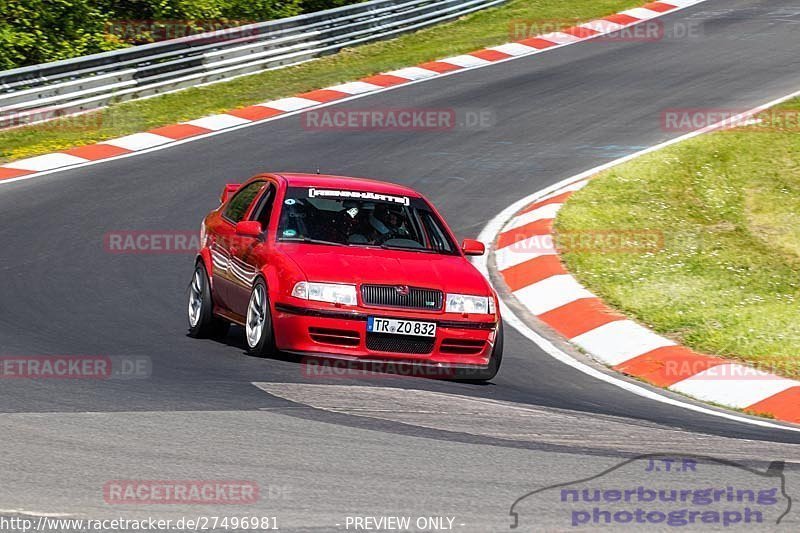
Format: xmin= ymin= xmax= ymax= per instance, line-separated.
xmin=267 ymin=173 xmax=423 ymax=198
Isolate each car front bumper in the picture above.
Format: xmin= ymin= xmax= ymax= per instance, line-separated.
xmin=273 ymin=302 xmax=498 ymax=368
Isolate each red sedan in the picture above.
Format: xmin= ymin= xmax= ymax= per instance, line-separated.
xmin=188 ymin=173 xmax=502 ymax=380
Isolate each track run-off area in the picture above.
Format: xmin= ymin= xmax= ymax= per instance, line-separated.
xmin=1 ymin=0 xmax=800 ymax=529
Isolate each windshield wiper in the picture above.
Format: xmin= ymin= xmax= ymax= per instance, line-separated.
xmin=282 ymin=237 xmax=348 ymax=247
xmin=380 ymin=243 xmax=436 ymax=253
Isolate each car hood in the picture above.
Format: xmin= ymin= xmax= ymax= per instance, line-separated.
xmin=279 ymin=244 xmax=491 ymax=295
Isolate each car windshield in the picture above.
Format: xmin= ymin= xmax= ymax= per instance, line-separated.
xmin=277 ymin=186 xmax=457 ymax=254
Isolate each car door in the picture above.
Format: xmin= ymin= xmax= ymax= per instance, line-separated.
xmin=227 ymin=182 xmax=277 ymax=316
xmin=212 ymin=181 xmax=266 ymax=312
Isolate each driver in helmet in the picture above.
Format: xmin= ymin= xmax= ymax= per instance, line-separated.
xmin=369 ymin=203 xmax=407 ymax=243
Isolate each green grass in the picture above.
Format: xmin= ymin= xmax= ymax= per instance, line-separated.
xmin=555 ymin=98 xmax=800 ymax=379
xmin=0 ymin=0 xmax=642 ymax=164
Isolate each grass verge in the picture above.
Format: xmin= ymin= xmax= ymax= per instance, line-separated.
xmin=555 ymin=98 xmax=800 ymax=379
xmin=0 ymin=0 xmax=642 ymax=164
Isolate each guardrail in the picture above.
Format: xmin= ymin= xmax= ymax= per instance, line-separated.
xmin=0 ymin=0 xmax=506 ymax=129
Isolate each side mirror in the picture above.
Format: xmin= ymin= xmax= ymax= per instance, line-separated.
xmin=461 ymin=239 xmax=485 ymax=256
xmin=235 ymin=221 xmax=262 ymax=238
xmin=220 ymin=183 xmax=241 ymax=204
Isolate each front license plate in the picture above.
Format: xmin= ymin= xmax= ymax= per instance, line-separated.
xmin=367 ymin=317 xmax=437 ymax=337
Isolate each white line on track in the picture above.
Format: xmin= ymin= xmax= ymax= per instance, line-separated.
xmin=474 ymin=87 xmax=800 ymax=434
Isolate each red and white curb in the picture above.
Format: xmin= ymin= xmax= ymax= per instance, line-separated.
xmin=485 ymin=122 xmax=800 ymax=427
xmin=0 ymin=0 xmax=707 ymax=184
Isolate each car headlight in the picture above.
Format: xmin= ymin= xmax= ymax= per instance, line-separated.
xmin=292 ymin=282 xmax=357 ymax=306
xmin=445 ymin=293 xmax=492 ymax=314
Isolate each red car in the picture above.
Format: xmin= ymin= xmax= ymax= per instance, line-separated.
xmin=187 ymin=173 xmax=503 ymax=380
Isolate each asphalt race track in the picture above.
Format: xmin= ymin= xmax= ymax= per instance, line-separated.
xmin=2 ymin=0 xmax=800 ymax=529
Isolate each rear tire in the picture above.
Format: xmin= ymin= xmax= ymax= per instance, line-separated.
xmin=451 ymin=319 xmax=503 ymax=382
xmin=187 ymin=262 xmax=230 ymax=339
xmin=245 ymin=279 xmax=276 ymax=358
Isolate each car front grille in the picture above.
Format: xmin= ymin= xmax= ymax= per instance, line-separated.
xmin=361 ymin=284 xmax=443 ymax=311
xmin=365 ymin=333 xmax=435 ymax=354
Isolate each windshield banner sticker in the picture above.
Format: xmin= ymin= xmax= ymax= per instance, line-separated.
xmin=308 ymin=188 xmax=410 ymax=206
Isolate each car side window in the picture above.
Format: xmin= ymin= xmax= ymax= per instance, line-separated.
xmin=223 ymin=182 xmax=264 ymax=223
xmin=420 ymin=211 xmax=454 ymax=253
xmin=250 ymin=184 xmax=277 ymax=227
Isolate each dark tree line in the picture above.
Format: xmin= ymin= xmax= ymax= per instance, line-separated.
xmin=0 ymin=0 xmax=362 ymax=69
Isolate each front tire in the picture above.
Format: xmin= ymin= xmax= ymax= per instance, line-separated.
xmin=451 ymin=319 xmax=503 ymax=382
xmin=187 ymin=262 xmax=230 ymax=339
xmin=245 ymin=279 xmax=276 ymax=358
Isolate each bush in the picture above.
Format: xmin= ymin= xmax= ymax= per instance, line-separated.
xmin=0 ymin=0 xmax=124 ymax=70
xmin=0 ymin=0 xmax=363 ymax=69
xmin=95 ymin=0 xmax=304 ymax=23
